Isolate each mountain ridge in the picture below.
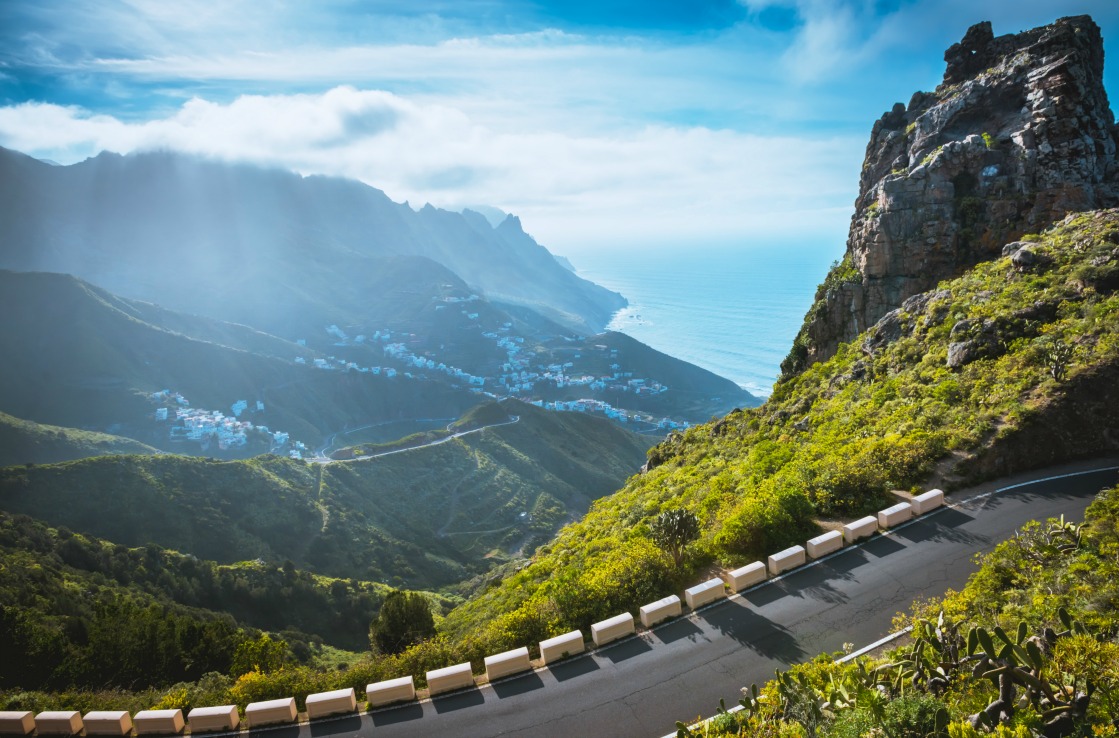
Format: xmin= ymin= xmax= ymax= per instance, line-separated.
xmin=0 ymin=146 xmax=624 ymax=336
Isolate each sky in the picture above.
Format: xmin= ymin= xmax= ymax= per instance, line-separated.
xmin=1 ymin=1 xmax=1117 ymax=256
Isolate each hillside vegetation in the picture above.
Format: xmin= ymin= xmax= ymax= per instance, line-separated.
xmin=438 ymin=210 xmax=1119 ymax=655
xmin=677 ymin=483 xmax=1119 ymax=737
xmin=0 ymin=411 xmax=158 ymax=466
xmin=0 ymin=401 xmax=652 ymax=589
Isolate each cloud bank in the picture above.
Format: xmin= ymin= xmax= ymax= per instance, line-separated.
xmin=2 ymin=0 xmax=1117 ymax=253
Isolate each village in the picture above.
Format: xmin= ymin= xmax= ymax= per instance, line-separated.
xmin=149 ymin=390 xmax=309 ymax=458
xmin=301 ymin=317 xmax=688 ymax=433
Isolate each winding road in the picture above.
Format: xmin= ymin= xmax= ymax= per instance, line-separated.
xmin=263 ymin=459 xmax=1119 ymax=737
xmin=310 ymin=417 xmax=520 ymax=464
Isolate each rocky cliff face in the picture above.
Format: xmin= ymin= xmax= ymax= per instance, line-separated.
xmin=783 ymin=15 xmax=1119 ymax=376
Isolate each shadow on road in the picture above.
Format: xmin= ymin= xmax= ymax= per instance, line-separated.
xmin=862 ymin=534 xmax=906 ymax=558
xmin=701 ymin=599 xmax=806 ymax=663
xmin=743 ymin=581 xmax=791 ymax=607
xmin=370 ymin=704 xmax=425 ymax=727
xmin=549 ymin=654 xmax=600 ymax=682
xmin=601 ymin=636 xmax=653 ymax=664
xmin=432 ymin=688 xmax=486 ymax=714
xmin=309 ymin=716 xmax=362 ymax=737
xmin=653 ymin=617 xmax=705 ymax=644
xmin=895 ymin=508 xmax=987 ymax=546
xmin=794 ymin=561 xmax=856 ymax=605
xmin=491 ymin=671 xmax=546 ymax=698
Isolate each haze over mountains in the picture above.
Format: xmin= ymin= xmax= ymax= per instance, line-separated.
xmin=0 ymin=146 xmax=622 ymax=335
xmin=0 ymin=146 xmax=757 ymax=462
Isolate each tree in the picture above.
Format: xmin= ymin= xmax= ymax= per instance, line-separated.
xmin=369 ymin=590 xmax=436 ymax=654
xmin=650 ymin=509 xmax=700 ymax=567
xmin=230 ymin=633 xmax=287 ymax=676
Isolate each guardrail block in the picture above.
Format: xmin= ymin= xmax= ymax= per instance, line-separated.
xmin=878 ymin=502 xmax=913 ymax=529
xmin=485 ymin=646 xmax=532 ymax=681
xmin=806 ymin=530 xmax=843 ymax=559
xmin=911 ymin=489 xmax=945 ymax=515
xmin=767 ymin=545 xmax=806 ymax=576
xmin=34 ymin=712 xmax=82 ymax=736
xmin=539 ymin=630 xmax=585 ymax=665
xmin=366 ymin=676 xmax=416 ymax=708
xmin=0 ymin=711 xmax=35 ymax=736
xmin=134 ymin=710 xmax=184 ymax=735
xmin=843 ymin=516 xmax=878 ymax=543
xmin=427 ymin=662 xmax=474 ymax=695
xmin=82 ymin=711 xmax=132 ymax=736
xmin=305 ymin=688 xmax=357 ymax=719
xmin=639 ymin=595 xmax=682 ymax=627
xmin=684 ymin=578 xmax=727 ymax=609
xmin=187 ymin=706 xmax=238 ymax=734
xmin=591 ymin=612 xmax=635 ymax=647
xmin=244 ymin=697 xmax=297 ymax=727
xmin=725 ymin=561 xmax=767 ymax=592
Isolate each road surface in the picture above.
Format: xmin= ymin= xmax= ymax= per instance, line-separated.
xmin=259 ymin=459 xmax=1119 ymax=737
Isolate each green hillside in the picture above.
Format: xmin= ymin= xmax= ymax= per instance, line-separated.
xmin=0 ymin=411 xmax=159 ymax=466
xmin=0 ymin=400 xmax=653 ymax=590
xmin=437 ymin=210 xmax=1119 ymax=654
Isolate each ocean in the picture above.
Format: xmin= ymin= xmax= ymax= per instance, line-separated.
xmin=572 ymin=242 xmax=840 ymax=398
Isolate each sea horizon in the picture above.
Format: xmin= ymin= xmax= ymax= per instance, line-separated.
xmin=572 ymin=242 xmax=840 ymax=398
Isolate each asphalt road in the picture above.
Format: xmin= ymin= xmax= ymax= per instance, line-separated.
xmin=264 ymin=460 xmax=1119 ymax=738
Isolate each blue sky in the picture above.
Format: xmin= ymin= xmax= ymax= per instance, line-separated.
xmin=1 ymin=1 xmax=1116 ymax=254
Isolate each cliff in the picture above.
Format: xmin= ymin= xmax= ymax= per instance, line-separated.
xmin=783 ymin=15 xmax=1119 ymax=375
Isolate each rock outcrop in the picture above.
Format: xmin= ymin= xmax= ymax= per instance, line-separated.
xmin=782 ymin=15 xmax=1119 ymax=376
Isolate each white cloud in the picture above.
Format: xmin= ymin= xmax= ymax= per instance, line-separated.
xmin=0 ymin=87 xmax=862 ymax=251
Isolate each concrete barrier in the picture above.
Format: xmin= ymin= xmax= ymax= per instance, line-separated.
xmin=843 ymin=516 xmax=878 ymax=543
xmin=427 ymin=662 xmax=475 ymax=695
xmin=768 ymin=545 xmax=806 ymax=576
xmin=725 ymin=562 xmax=766 ymax=592
xmin=591 ymin=612 xmax=635 ymax=647
xmin=485 ymin=646 xmax=532 ymax=681
xmin=640 ymin=594 xmax=682 ymax=627
xmin=806 ymin=530 xmax=843 ymax=559
xmin=366 ymin=676 xmax=416 ymax=708
xmin=540 ymin=630 xmax=585 ymax=665
xmin=684 ymin=578 xmax=727 ymax=609
xmin=187 ymin=706 xmax=238 ymax=734
xmin=0 ymin=712 xmax=35 ymax=736
xmin=82 ymin=711 xmax=133 ymax=736
xmin=305 ymin=688 xmax=356 ymax=719
xmin=878 ymin=502 xmax=913 ymax=529
xmin=133 ymin=710 xmax=184 ymax=735
xmin=244 ymin=697 xmax=297 ymax=727
xmin=911 ymin=489 xmax=945 ymax=515
xmin=33 ymin=713 xmax=81 ymax=736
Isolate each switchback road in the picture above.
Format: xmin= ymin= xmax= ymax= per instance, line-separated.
xmin=264 ymin=459 xmax=1119 ymax=737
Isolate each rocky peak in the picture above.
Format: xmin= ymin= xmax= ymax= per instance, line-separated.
xmin=782 ymin=15 xmax=1119 ymax=377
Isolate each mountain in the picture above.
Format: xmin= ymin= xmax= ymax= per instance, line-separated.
xmin=783 ymin=15 xmax=1119 ymax=376
xmin=0 ymin=146 xmax=624 ymax=335
xmin=0 ymin=400 xmax=654 ymax=590
xmin=0 ymin=269 xmax=481 ymax=455
xmin=0 ymin=411 xmax=159 ymax=466
xmin=433 ymin=16 xmax=1119 ymax=658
